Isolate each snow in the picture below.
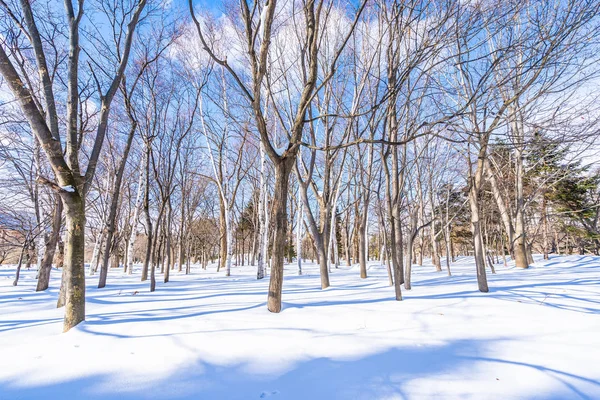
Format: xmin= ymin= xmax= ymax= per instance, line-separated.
xmin=1 ymin=255 xmax=599 ymax=399
xmin=60 ymin=185 xmax=75 ymax=193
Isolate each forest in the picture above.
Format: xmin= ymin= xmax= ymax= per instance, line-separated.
xmin=0 ymin=0 xmax=599 ymax=398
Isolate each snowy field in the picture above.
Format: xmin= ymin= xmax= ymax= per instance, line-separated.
xmin=1 ymin=255 xmax=599 ymax=400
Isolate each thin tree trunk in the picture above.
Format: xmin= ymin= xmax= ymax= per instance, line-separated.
xmin=486 ymin=160 xmax=516 ymax=256
xmin=142 ymin=143 xmax=152 ymax=282
xmin=385 ymin=250 xmax=394 ymax=286
xmin=186 ymin=240 xmax=192 ymax=274
xmin=225 ymin=202 xmax=233 ymax=276
xmin=178 ymin=199 xmax=185 ymax=272
xmin=57 ymin=265 xmax=66 ymax=308
xmin=55 ymin=238 xmax=65 ymax=307
xmin=469 ymin=185 xmax=489 ymax=292
xmin=218 ymin=197 xmax=226 ymax=273
xmin=36 ymin=195 xmax=63 ymax=291
xmin=444 ymin=186 xmax=452 ymax=276
xmin=514 ymin=147 xmax=529 ymax=269
xmin=127 ymin=151 xmax=146 ymax=276
xmin=501 ymin=233 xmax=508 ymax=267
xmin=344 ymin=218 xmax=351 ymax=266
xmin=164 ymin=199 xmax=172 ymax=283
xmin=98 ymin=122 xmax=137 ymax=288
xmin=404 ymin=210 xmax=418 ymax=290
xmin=296 ymin=198 xmax=303 ymax=276
xmin=359 ymin=210 xmax=368 ymax=279
xmin=13 ymin=239 xmax=28 ymax=286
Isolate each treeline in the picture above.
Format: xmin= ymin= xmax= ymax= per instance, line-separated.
xmin=0 ymin=0 xmax=599 ymax=331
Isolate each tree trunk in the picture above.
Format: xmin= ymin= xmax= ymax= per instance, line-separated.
xmin=317 ymin=239 xmax=330 ymax=289
xmin=36 ymin=195 xmax=63 ymax=291
xmin=159 ymin=232 xmax=165 ymax=274
xmin=385 ymin=244 xmax=393 ymax=286
xmin=164 ymin=200 xmax=173 ymax=283
xmin=358 ymin=209 xmax=368 ymax=279
xmin=501 ymin=233 xmax=508 ymax=267
xmin=344 ymin=220 xmax=352 ymax=266
xmin=12 ymin=239 xmax=28 ymax=286
xmin=298 ymin=171 xmax=331 ymax=289
xmin=386 ymin=163 xmax=404 ymax=300
xmin=404 ymin=235 xmax=413 ymax=290
xmin=296 ymin=199 xmax=303 ymax=276
xmin=111 ymin=251 xmax=120 ymax=269
xmin=57 ymin=265 xmax=66 ymax=308
xmin=267 ymin=159 xmax=294 ymax=313
xmin=392 ymin=217 xmax=403 ymax=300
xmin=142 ymin=143 xmax=152 ymax=282
xmin=218 ymin=196 xmax=226 ymax=273
xmin=98 ymin=123 xmax=136 ymax=288
xmin=186 ymin=240 xmax=192 ymax=274
xmin=250 ymin=227 xmax=257 ymax=267
xmin=123 ymin=237 xmax=129 ymax=273
xmin=226 ymin=203 xmax=233 ymax=276
xmin=150 ymin=238 xmax=156 ymax=292
xmin=404 ymin=210 xmax=417 ymax=290
xmin=486 ymin=250 xmax=496 ymax=274
xmin=444 ymin=187 xmax=452 ymax=276
xmin=469 ymin=185 xmax=489 ymax=292
xmin=431 ymin=222 xmax=441 ymax=272
xmin=514 ymin=147 xmax=529 ymax=269
xmin=526 ymin=243 xmax=534 ymax=264
xmin=486 ymin=160 xmax=516 ymax=256
xmin=178 ymin=199 xmax=185 ymax=272
xmin=127 ymin=152 xmax=147 ymax=276
xmin=416 ymin=198 xmax=424 ymax=267
xmin=61 ymin=194 xmax=86 ymax=332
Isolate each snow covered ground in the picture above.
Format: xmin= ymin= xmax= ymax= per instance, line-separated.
xmin=1 ymin=255 xmax=599 ymax=400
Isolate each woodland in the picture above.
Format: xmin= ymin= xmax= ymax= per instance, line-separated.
xmin=0 ymin=0 xmax=599 ymax=386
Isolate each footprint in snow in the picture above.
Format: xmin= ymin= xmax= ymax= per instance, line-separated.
xmin=259 ymin=390 xmax=279 ymax=398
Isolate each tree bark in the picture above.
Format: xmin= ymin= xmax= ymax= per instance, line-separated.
xmin=142 ymin=142 xmax=152 ymax=282
xmin=358 ymin=209 xmax=368 ymax=279
xmin=218 ymin=197 xmax=226 ymax=273
xmin=469 ymin=185 xmax=489 ymax=293
xmin=13 ymin=239 xmax=28 ymax=286
xmin=542 ymin=194 xmax=549 ymax=260
xmin=164 ymin=199 xmax=173 ymax=283
xmin=486 ymin=155 xmax=518 ymax=260
xmin=61 ymin=194 xmax=86 ymax=332
xmin=267 ymin=159 xmax=294 ymax=313
xmin=36 ymin=194 xmax=63 ymax=291
xmin=127 ymin=150 xmax=147 ymax=275
xmin=431 ymin=222 xmax=441 ymax=272
xmin=404 ymin=210 xmax=417 ymax=290
xmin=296 ymin=198 xmax=303 ymax=276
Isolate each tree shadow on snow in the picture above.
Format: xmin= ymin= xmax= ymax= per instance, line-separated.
xmin=0 ymin=337 xmax=598 ymax=400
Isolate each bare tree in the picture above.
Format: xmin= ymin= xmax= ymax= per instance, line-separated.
xmin=0 ymin=0 xmax=148 ymax=330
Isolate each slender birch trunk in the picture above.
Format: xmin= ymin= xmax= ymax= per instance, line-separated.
xmin=296 ymin=196 xmax=303 ymax=276
xmin=127 ymin=150 xmax=146 ymax=275
xmin=256 ymin=153 xmax=267 ymax=279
